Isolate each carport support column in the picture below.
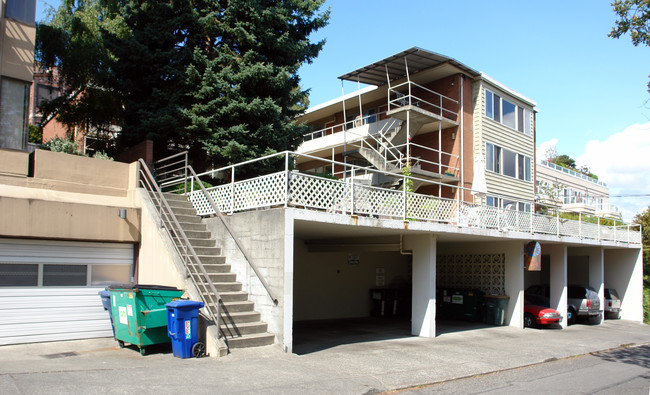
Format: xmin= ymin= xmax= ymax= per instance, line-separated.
xmin=604 ymin=248 xmax=644 ymax=322
xmin=504 ymin=242 xmax=524 ymax=328
xmin=404 ymin=234 xmax=436 ymax=337
xmin=547 ymin=245 xmax=568 ymax=329
xmin=587 ymin=247 xmax=604 ymax=325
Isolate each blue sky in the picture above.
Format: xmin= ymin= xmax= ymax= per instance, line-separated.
xmin=36 ymin=0 xmax=650 ymax=220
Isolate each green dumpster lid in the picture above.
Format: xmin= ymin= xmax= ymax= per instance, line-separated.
xmin=107 ymin=283 xmax=181 ymax=292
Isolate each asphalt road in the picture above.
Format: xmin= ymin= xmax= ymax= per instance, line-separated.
xmin=397 ymin=344 xmax=650 ymax=394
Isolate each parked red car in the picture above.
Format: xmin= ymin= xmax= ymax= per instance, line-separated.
xmin=524 ymin=294 xmax=562 ymax=328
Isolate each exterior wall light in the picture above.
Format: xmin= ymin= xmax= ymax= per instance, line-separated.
xmin=118 ymin=209 xmax=127 ymax=219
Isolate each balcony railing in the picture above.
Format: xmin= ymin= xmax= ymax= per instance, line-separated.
xmin=539 ymin=160 xmax=607 ymax=187
xmin=388 ymin=81 xmax=459 ymax=120
xmin=181 ymin=152 xmax=641 ymax=245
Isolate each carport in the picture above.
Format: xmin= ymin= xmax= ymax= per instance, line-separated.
xmin=289 ymin=216 xmax=529 ymax=353
xmin=525 ymin=243 xmax=643 ymax=329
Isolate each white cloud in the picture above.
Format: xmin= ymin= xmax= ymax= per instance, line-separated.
xmin=536 ymin=138 xmax=558 ymax=163
xmin=576 ymin=122 xmax=650 ymax=222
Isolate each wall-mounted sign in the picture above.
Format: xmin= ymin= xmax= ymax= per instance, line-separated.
xmin=525 ymin=241 xmax=541 ymax=271
xmin=375 ymin=267 xmax=385 ymax=286
xmin=348 ymin=253 xmax=359 ymax=265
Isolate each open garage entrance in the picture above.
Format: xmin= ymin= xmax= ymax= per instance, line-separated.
xmin=292 ymin=233 xmax=413 ymax=354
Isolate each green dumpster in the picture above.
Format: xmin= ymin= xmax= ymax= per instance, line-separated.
xmin=439 ymin=289 xmax=485 ymax=321
xmin=482 ymin=295 xmax=509 ymax=326
xmin=109 ymin=284 xmax=183 ymax=355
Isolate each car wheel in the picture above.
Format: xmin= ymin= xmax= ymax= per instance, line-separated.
xmin=589 ymin=314 xmax=602 ymax=325
xmin=524 ymin=313 xmax=535 ymax=328
xmin=567 ymin=307 xmax=577 ymax=326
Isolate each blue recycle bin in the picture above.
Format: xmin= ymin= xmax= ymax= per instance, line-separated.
xmin=98 ymin=290 xmax=116 ymax=338
xmin=166 ymin=300 xmax=205 ymax=358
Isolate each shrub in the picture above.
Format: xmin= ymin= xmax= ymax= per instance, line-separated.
xmin=40 ymin=137 xmax=85 ymax=156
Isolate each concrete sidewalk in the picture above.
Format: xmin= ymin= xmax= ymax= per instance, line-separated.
xmin=1 ymin=320 xmax=649 ymax=394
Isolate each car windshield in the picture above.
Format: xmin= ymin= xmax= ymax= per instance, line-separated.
xmin=605 ymin=289 xmax=619 ymax=299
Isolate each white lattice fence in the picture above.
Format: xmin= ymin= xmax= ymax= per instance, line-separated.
xmin=408 ymin=194 xmax=457 ymax=223
xmin=288 ymin=173 xmax=349 ymax=211
xmin=231 ymin=172 xmax=286 ymax=211
xmin=532 ymin=214 xmax=558 ymax=235
xmin=188 ymin=172 xmax=286 ymax=215
xmin=353 ymin=184 xmax=404 ymax=218
xmin=581 ymin=222 xmax=600 ymax=240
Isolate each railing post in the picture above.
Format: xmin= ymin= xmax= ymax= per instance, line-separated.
xmin=598 ymin=217 xmax=600 ymax=241
xmin=184 ymin=152 xmax=188 ymax=195
xmin=402 ymin=173 xmax=407 ymax=221
xmin=350 ymin=167 xmax=355 ymax=215
xmin=579 ymin=212 xmax=582 ymax=239
xmin=285 ymin=153 xmax=289 ymax=208
xmin=230 ymin=167 xmax=235 ymax=214
xmin=530 ymin=208 xmax=533 ymax=234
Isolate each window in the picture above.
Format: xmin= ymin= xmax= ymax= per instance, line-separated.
xmin=503 ymin=149 xmax=517 ymax=178
xmin=36 ymin=84 xmax=59 ymax=113
xmin=0 ymin=263 xmax=131 ymax=287
xmin=486 ymin=196 xmax=530 ymax=212
xmin=6 ymin=0 xmax=36 ymax=25
xmin=0 ymin=264 xmax=38 ymax=286
xmin=486 ymin=91 xmax=493 ymax=119
xmin=485 ymin=89 xmax=532 ymax=135
xmin=485 ymin=142 xmax=531 ymax=182
xmin=502 ymin=99 xmax=516 ymax=129
xmin=43 ymin=264 xmax=87 ymax=286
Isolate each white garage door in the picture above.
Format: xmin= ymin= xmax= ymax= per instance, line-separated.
xmin=0 ymin=239 xmax=134 ymax=345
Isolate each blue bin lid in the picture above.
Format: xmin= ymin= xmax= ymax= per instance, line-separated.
xmin=166 ymin=300 xmax=204 ymax=309
xmin=98 ymin=290 xmax=110 ymax=297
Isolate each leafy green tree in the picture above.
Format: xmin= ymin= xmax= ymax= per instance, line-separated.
xmin=28 ymin=124 xmax=43 ymax=144
xmin=183 ymin=0 xmax=329 ymax=170
xmin=610 ymin=0 xmax=650 ymax=91
xmin=550 ymin=154 xmax=576 ymax=169
xmin=35 ymin=0 xmax=127 ymax=135
xmin=633 ymin=206 xmax=650 ymax=323
xmin=633 ymin=206 xmax=650 ymax=270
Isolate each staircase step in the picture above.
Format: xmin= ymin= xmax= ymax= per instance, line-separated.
xmin=220 ymin=310 xmax=260 ymax=324
xmin=219 ymin=291 xmax=249 ymax=302
xmin=175 ymin=222 xmax=208 ymax=231
xmin=199 ymin=263 xmax=231 ymax=273
xmin=197 ymin=255 xmax=227 ymax=265
xmin=206 ymin=272 xmax=237 ymax=283
xmin=162 ymin=192 xmax=189 ymax=202
xmin=174 ymin=214 xmax=203 ymax=224
xmin=192 ymin=246 xmax=222 ymax=256
xmin=226 ymin=332 xmax=275 ymax=349
xmin=169 ymin=206 xmax=198 ymax=216
xmin=186 ymin=238 xmax=216 ymax=247
xmin=213 ymin=282 xmax=242 ymax=292
xmin=182 ymin=230 xmax=212 ymax=239
xmin=221 ymin=301 xmax=255 ymax=313
xmin=220 ymin=321 xmax=268 ymax=336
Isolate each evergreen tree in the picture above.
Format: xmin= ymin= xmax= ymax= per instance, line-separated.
xmin=184 ymin=0 xmax=329 ymax=170
xmin=104 ymin=0 xmax=199 ymax=156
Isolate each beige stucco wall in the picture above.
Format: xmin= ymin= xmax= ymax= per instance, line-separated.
xmin=135 ymin=189 xmax=184 ymax=288
xmin=0 ymin=148 xmax=28 ymax=176
xmin=1 ymin=19 xmax=35 ymax=82
xmin=0 ymin=149 xmax=141 ymax=242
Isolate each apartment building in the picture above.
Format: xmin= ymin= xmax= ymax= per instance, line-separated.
xmin=536 ymin=159 xmax=621 ymax=220
xmin=296 ymin=48 xmax=537 ymax=214
xmin=0 ymin=0 xmax=36 ymax=150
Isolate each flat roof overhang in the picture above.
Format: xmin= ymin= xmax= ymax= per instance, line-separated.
xmin=338 ymin=47 xmax=481 ymax=86
xmin=299 ymin=48 xmax=481 ymax=125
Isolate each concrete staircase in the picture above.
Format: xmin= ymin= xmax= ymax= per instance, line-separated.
xmin=163 ymin=192 xmax=275 ymax=350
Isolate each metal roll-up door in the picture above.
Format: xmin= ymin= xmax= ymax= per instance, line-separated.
xmin=0 ymin=239 xmax=134 ymax=345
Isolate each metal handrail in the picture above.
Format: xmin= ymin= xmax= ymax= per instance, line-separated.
xmin=137 ymin=159 xmax=223 ymax=334
xmin=153 ymin=153 xmax=279 ymax=305
xmin=187 ymin=167 xmax=279 ymax=305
